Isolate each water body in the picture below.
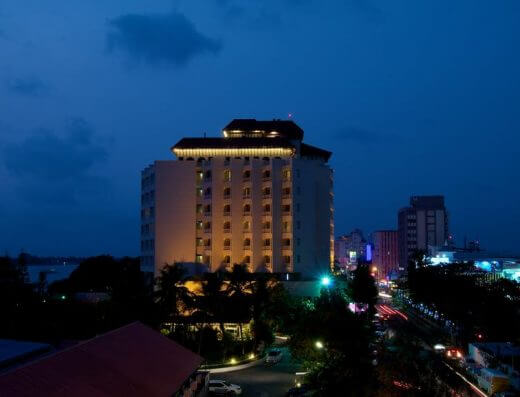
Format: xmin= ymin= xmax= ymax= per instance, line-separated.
xmin=27 ymin=264 xmax=79 ymax=285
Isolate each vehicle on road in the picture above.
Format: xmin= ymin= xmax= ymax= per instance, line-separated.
xmin=265 ymin=348 xmax=283 ymax=364
xmin=209 ymin=380 xmax=242 ymax=395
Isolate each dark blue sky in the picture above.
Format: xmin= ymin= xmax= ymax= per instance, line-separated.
xmin=1 ymin=0 xmax=519 ymax=256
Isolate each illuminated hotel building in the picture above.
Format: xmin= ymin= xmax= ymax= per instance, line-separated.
xmin=141 ymin=119 xmax=334 ymax=277
xmin=398 ymin=196 xmax=449 ymax=268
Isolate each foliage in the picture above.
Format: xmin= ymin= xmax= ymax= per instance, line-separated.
xmin=406 ymin=263 xmax=520 ymax=343
xmin=348 ymin=264 xmax=378 ymax=310
xmin=287 ymin=286 xmax=375 ymax=396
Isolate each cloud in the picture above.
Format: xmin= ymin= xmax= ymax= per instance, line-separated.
xmin=107 ymin=11 xmax=221 ymax=67
xmin=6 ymin=77 xmax=49 ymax=97
xmin=2 ymin=118 xmax=110 ymax=204
xmin=335 ymin=126 xmax=402 ymax=145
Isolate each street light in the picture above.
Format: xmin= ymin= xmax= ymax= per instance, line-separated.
xmin=320 ymin=276 xmax=331 ymax=287
xmin=315 ymin=341 xmax=324 ymax=349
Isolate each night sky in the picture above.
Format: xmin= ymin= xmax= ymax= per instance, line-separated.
xmin=1 ymin=1 xmax=519 ymax=257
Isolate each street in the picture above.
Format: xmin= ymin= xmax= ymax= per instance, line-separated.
xmin=212 ymin=347 xmax=299 ymax=397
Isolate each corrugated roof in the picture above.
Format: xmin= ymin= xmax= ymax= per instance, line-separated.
xmin=0 ymin=322 xmax=203 ymax=397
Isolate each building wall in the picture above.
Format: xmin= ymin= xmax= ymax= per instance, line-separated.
xmin=372 ymin=230 xmax=398 ymax=278
xmin=142 ymin=155 xmax=332 ymax=278
xmin=398 ymin=196 xmax=448 ymax=268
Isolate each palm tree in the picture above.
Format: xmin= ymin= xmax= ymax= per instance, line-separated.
xmin=154 ymin=263 xmax=191 ymax=328
xmin=225 ymin=264 xmax=252 ymax=354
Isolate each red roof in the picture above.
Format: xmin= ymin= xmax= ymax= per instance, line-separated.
xmin=0 ymin=322 xmax=203 ymax=397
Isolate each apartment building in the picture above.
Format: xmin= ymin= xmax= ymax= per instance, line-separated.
xmin=141 ymin=119 xmax=333 ymax=278
xmin=397 ymin=195 xmax=449 ymax=267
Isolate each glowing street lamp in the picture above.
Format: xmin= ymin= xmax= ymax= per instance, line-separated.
xmin=320 ymin=276 xmax=331 ymax=287
xmin=315 ymin=341 xmax=324 ymax=349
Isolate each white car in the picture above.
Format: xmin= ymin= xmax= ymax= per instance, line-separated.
xmin=209 ymin=380 xmax=242 ymax=395
xmin=265 ymin=349 xmax=283 ymax=364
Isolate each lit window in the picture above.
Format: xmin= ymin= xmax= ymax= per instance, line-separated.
xmin=196 ymin=188 xmax=203 ymax=197
xmin=243 ymin=221 xmax=250 ymax=231
xmin=196 ymin=221 xmax=203 ymax=230
xmin=196 ymin=238 xmax=203 ymax=246
xmin=243 ymin=187 xmax=251 ymax=197
xmin=223 ymin=170 xmax=231 ymax=182
xmin=196 ymin=255 xmax=203 ymax=263
xmin=196 ymin=204 xmax=203 ymax=214
xmin=283 ymin=169 xmax=291 ymax=181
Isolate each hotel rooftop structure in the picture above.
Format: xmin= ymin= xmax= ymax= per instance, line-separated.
xmin=141 ymin=119 xmax=333 ymax=278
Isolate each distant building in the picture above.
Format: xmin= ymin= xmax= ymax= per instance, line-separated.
xmin=334 ymin=229 xmax=367 ymax=267
xmin=141 ymin=119 xmax=334 ymax=278
xmin=0 ymin=322 xmax=208 ymax=397
xmin=372 ymin=230 xmax=399 ymax=279
xmin=398 ymin=196 xmax=449 ymax=267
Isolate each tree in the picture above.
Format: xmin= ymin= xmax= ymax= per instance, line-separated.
xmin=288 ymin=287 xmax=375 ymax=396
xmin=349 ymin=264 xmax=378 ymax=311
xmin=155 ymin=263 xmax=191 ymax=326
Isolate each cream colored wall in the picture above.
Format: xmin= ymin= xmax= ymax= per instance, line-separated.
xmin=154 ymin=160 xmax=196 ymax=275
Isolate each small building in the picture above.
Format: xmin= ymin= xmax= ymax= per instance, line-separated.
xmin=468 ymin=342 xmax=520 ymax=393
xmin=0 ymin=322 xmax=208 ymax=397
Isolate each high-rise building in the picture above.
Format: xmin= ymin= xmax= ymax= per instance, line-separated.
xmin=141 ymin=119 xmax=334 ymax=278
xmin=372 ymin=230 xmax=398 ymax=279
xmin=334 ymin=229 xmax=367 ymax=267
xmin=398 ymin=195 xmax=449 ymax=267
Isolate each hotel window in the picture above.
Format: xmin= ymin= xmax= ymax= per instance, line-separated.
xmin=204 ymin=204 xmax=211 ymax=214
xmin=262 ymin=170 xmax=271 ymax=179
xmin=283 ymin=238 xmax=291 ymax=247
xmin=196 ymin=204 xmax=203 ymax=214
xmin=283 ymin=204 xmax=291 ymax=213
xmin=283 ymin=187 xmax=291 ymax=196
xmin=243 ymin=187 xmax=251 ymax=198
xmin=243 ymin=238 xmax=251 ymax=247
xmin=263 ymin=204 xmax=271 ymax=213
xmin=263 ymin=238 xmax=271 ymax=247
xmin=243 ymin=204 xmax=251 ymax=214
xmin=204 ymin=255 xmax=211 ymax=265
xmin=224 ymin=255 xmax=231 ymax=264
xmin=196 ymin=238 xmax=203 ymax=246
xmin=243 ymin=221 xmax=251 ymax=231
xmin=204 ymin=170 xmax=212 ymax=180
xmin=204 ymin=221 xmax=211 ymax=231
xmin=223 ymin=169 xmax=231 ymax=182
xmin=224 ymin=204 xmax=231 ymax=215
xmin=283 ymin=255 xmax=291 ymax=264
xmin=262 ymin=221 xmax=271 ymax=230
xmin=196 ymin=254 xmax=203 ymax=263
xmin=196 ymin=188 xmax=203 ymax=197
xmin=223 ymin=187 xmax=231 ymax=198
xmin=243 ymin=170 xmax=251 ymax=180
xmin=224 ymin=238 xmax=231 ymax=248
xmin=204 ymin=239 xmax=211 ymax=247
xmin=244 ymin=255 xmax=251 ymax=264
xmin=283 ymin=169 xmax=291 ymax=181
xmin=283 ymin=221 xmax=290 ymax=232
xmin=264 ymin=255 xmax=271 ymax=264
xmin=196 ymin=170 xmax=204 ymax=183
xmin=262 ymin=187 xmax=271 ymax=197
xmin=196 ymin=221 xmax=203 ymax=230
xmin=223 ymin=221 xmax=231 ymax=231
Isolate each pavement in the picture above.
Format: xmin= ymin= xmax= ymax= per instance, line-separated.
xmin=211 ymin=347 xmax=299 ymax=397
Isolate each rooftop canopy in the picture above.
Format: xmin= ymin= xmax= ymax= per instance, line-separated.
xmin=222 ymin=119 xmax=304 ymax=140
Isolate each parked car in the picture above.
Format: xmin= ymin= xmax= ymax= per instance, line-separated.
xmin=209 ymin=380 xmax=242 ymax=395
xmin=266 ymin=349 xmax=283 ymax=364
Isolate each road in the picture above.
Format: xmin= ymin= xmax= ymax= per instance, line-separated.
xmin=213 ymin=347 xmax=299 ymax=397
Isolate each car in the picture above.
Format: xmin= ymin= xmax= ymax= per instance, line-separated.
xmin=265 ymin=349 xmax=283 ymax=364
xmin=208 ymin=380 xmax=242 ymax=395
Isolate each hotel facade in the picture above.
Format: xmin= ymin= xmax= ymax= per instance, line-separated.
xmin=141 ymin=119 xmax=333 ymax=278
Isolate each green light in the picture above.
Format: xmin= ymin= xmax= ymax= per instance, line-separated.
xmin=61 ymin=295 xmax=66 ymax=300
xmin=321 ymin=276 xmax=331 ymax=286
